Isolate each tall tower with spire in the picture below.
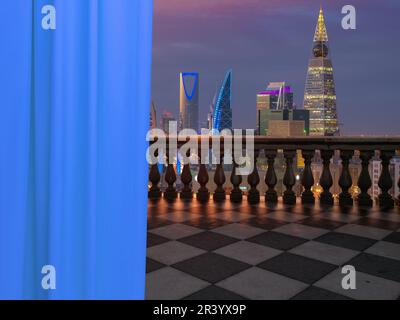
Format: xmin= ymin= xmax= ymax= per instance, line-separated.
xmin=303 ymin=7 xmax=339 ymax=136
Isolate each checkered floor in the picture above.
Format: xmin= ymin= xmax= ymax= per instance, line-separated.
xmin=146 ymin=198 xmax=400 ymax=300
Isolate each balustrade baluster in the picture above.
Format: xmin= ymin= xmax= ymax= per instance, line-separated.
xmin=301 ymin=150 xmax=315 ymax=204
xmin=148 ymin=164 xmax=161 ymax=200
xmin=339 ymin=150 xmax=354 ymax=207
xmin=197 ymin=164 xmax=210 ymax=203
xmin=230 ymin=160 xmax=243 ymax=203
xmin=247 ymin=150 xmax=260 ymax=204
xmin=148 ymin=147 xmax=161 ymax=200
xmin=378 ymin=150 xmax=395 ymax=209
xmin=283 ymin=150 xmax=296 ymax=205
xmin=265 ymin=150 xmax=278 ymax=203
xmin=213 ymin=152 xmax=226 ymax=202
xmin=164 ymin=152 xmax=177 ymax=201
xmin=320 ymin=150 xmax=334 ymax=205
xmin=180 ymin=149 xmax=193 ymax=200
xmin=357 ymin=150 xmax=373 ymax=207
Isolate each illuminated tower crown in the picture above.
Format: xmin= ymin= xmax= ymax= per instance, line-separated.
xmin=313 ymin=6 xmax=328 ymax=42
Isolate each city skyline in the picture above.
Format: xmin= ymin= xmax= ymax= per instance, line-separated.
xmin=152 ymin=0 xmax=400 ymax=135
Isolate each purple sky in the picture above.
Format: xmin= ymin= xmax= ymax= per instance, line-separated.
xmin=152 ymin=0 xmax=400 ymax=135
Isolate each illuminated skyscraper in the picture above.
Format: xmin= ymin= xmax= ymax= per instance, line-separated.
xmin=179 ymin=72 xmax=199 ymax=132
xmin=303 ymin=7 xmax=339 ymax=136
xmin=212 ymin=70 xmax=232 ymax=132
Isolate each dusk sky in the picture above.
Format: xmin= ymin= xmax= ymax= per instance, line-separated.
xmin=152 ymin=0 xmax=400 ymax=135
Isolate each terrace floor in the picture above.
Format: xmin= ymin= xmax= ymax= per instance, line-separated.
xmin=145 ymin=198 xmax=400 ymax=300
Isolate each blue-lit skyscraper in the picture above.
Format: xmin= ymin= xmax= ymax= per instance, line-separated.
xmin=212 ymin=70 xmax=232 ymax=132
xmin=179 ymin=72 xmax=199 ymax=132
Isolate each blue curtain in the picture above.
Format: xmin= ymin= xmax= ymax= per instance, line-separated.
xmin=0 ymin=0 xmax=152 ymax=299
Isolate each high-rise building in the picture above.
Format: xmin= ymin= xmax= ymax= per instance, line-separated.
xmin=303 ymin=7 xmax=339 ymax=136
xmin=257 ymin=82 xmax=294 ymax=111
xmin=257 ymin=109 xmax=309 ymax=136
xmin=257 ymin=82 xmax=294 ymax=134
xmin=150 ymin=100 xmax=157 ymax=130
xmin=211 ymin=70 xmax=232 ymax=132
xmin=161 ymin=111 xmax=176 ymax=134
xmin=268 ymin=120 xmax=306 ymax=137
xmin=179 ymin=72 xmax=199 ymax=132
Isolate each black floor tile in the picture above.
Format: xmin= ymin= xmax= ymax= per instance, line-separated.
xmin=383 ymin=232 xmax=400 ymax=244
xmin=240 ymin=216 xmax=288 ymax=230
xmin=183 ymin=285 xmax=248 ymax=300
xmin=315 ymin=232 xmax=377 ymax=251
xmin=232 ymin=205 xmax=277 ymax=215
xmin=184 ymin=205 xmax=231 ymax=216
xmin=258 ymin=252 xmax=336 ymax=284
xmin=346 ymin=253 xmax=400 ymax=282
xmin=172 ymin=253 xmax=251 ymax=283
xmin=147 ymin=232 xmax=170 ymax=247
xmin=178 ymin=231 xmax=239 ymax=251
xmin=183 ymin=216 xmax=232 ymax=230
xmin=147 ymin=217 xmax=173 ymax=230
xmin=297 ymin=217 xmax=346 ymax=230
xmin=291 ymin=286 xmax=352 ymax=300
xmin=247 ymin=231 xmax=307 ymax=250
xmin=146 ymin=258 xmax=165 ymax=273
xmin=356 ymin=218 xmax=400 ymax=231
xmin=148 ymin=203 xmax=183 ymax=216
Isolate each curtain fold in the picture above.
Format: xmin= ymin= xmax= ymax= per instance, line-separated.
xmin=0 ymin=0 xmax=153 ymax=299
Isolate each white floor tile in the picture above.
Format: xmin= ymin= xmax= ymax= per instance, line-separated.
xmin=147 ymin=241 xmax=205 ymax=265
xmin=290 ymin=241 xmax=359 ymax=265
xmin=335 ymin=224 xmax=391 ymax=240
xmin=213 ymin=223 xmax=265 ymax=240
xmin=146 ymin=267 xmax=209 ymax=300
xmin=365 ymin=241 xmax=400 ymax=261
xmin=273 ymin=223 xmax=329 ymax=240
xmin=217 ymin=267 xmax=308 ymax=300
xmin=214 ymin=211 xmax=252 ymax=222
xmin=214 ymin=241 xmax=282 ymax=265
